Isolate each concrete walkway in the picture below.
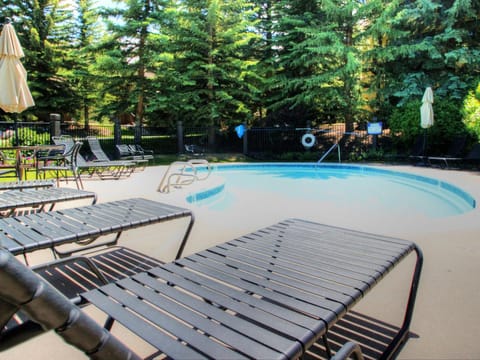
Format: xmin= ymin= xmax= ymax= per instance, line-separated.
xmin=4 ymin=163 xmax=480 ymax=359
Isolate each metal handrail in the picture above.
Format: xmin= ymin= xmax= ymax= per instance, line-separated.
xmin=157 ymin=159 xmax=212 ymax=193
xmin=318 ymin=142 xmax=341 ymax=163
xmin=317 ymin=131 xmax=364 ymax=163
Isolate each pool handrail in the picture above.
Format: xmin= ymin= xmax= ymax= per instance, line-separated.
xmin=158 ymin=159 xmax=212 ymax=193
xmin=318 ymin=142 xmax=341 ymax=163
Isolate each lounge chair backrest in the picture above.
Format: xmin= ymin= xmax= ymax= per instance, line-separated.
xmin=52 ymin=135 xmax=75 ymax=154
xmin=466 ymin=143 xmax=480 ymax=160
xmin=87 ymin=137 xmax=111 ymax=162
xmin=0 ymin=248 xmax=139 ymax=359
xmin=410 ymin=135 xmax=426 ymax=157
xmin=68 ymin=141 xmax=83 ymax=170
xmin=52 ymin=137 xmax=89 ymax=166
xmin=116 ymin=144 xmax=132 ymax=158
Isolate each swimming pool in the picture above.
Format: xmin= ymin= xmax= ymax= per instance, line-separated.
xmin=186 ymin=163 xmax=476 ymax=219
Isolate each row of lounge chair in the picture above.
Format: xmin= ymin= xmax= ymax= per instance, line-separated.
xmin=408 ymin=135 xmax=480 ymax=169
xmin=36 ymin=136 xmax=152 ymax=189
xmin=115 ymin=143 xmax=154 ymax=161
xmin=0 ymin=178 xmax=424 ymax=360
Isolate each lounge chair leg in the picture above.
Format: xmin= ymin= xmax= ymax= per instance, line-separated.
xmin=174 ymin=214 xmax=196 ymax=260
xmin=323 ymin=333 xmax=333 ymax=358
xmin=379 ymin=246 xmax=423 ymax=359
xmin=104 ymin=316 xmax=115 ymax=331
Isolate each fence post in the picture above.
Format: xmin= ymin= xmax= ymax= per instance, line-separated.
xmin=177 ymin=121 xmax=184 ymax=153
xmin=134 ymin=124 xmax=141 ymax=145
xmin=243 ymin=123 xmax=248 ymax=154
xmin=13 ymin=117 xmax=19 ymax=146
xmin=50 ymin=113 xmax=61 ymax=140
xmin=208 ymin=125 xmax=216 ymax=151
xmin=113 ymin=117 xmax=121 ymax=146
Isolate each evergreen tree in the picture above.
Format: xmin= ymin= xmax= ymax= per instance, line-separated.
xmin=267 ymin=0 xmax=364 ymax=130
xmin=363 ymin=0 xmax=480 ymax=116
xmin=248 ymin=0 xmax=277 ymax=125
xmin=68 ymin=0 xmax=101 ymax=128
xmin=167 ymin=0 xmax=260 ymax=128
xmin=95 ymin=0 xmax=173 ymax=135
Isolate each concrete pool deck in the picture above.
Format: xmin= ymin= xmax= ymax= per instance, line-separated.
xmin=4 ymin=163 xmax=480 ymax=359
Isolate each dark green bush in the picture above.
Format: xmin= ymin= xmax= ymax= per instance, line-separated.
xmin=388 ymin=98 xmax=468 ymax=154
xmin=463 ymin=81 xmax=480 ymax=140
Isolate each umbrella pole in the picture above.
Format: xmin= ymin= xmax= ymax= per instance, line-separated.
xmin=422 ymin=129 xmax=427 ymax=157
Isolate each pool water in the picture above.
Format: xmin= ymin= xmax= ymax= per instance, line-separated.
xmin=186 ymin=164 xmax=476 ymax=219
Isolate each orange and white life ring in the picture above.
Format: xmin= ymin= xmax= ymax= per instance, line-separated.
xmin=301 ymin=133 xmax=316 ymax=148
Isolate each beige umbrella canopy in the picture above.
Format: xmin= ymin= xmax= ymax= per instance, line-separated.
xmin=420 ymin=87 xmax=434 ymax=129
xmin=0 ymin=21 xmax=35 ymax=113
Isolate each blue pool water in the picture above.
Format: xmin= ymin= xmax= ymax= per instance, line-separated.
xmin=186 ymin=163 xmax=476 ymax=219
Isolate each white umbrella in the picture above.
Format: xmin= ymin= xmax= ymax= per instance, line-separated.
xmin=420 ymin=87 xmax=434 ymax=129
xmin=420 ymin=87 xmax=434 ymax=156
xmin=0 ymin=21 xmax=35 ymax=113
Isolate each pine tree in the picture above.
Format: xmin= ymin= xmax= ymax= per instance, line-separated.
xmin=266 ymin=0 xmax=364 ymax=130
xmin=95 ymin=0 xmax=173 ymax=134
xmin=363 ymin=0 xmax=480 ymax=114
xmin=64 ymin=0 xmax=100 ymax=127
xmin=166 ymin=0 xmax=260 ymax=127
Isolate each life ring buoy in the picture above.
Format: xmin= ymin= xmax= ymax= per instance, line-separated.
xmin=301 ymin=134 xmax=316 ymax=148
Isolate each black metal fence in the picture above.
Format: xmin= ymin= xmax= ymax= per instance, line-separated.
xmin=247 ymin=124 xmax=391 ymax=161
xmin=0 ymin=120 xmax=391 ymax=161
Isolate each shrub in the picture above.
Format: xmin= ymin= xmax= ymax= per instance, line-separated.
xmin=388 ymin=97 xmax=467 ymax=154
xmin=463 ymin=81 xmax=480 ymax=141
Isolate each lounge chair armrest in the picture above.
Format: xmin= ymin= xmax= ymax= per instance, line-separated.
xmin=331 ymin=341 xmax=364 ymax=360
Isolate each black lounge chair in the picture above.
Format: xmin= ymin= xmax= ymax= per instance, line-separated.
xmin=36 ymin=141 xmax=84 ymax=189
xmin=0 ymin=197 xmax=194 ymax=259
xmin=0 ymin=248 xmax=138 ymax=358
xmin=52 ymin=136 xmax=135 ymax=180
xmin=385 ymin=135 xmax=428 ymax=165
xmin=115 ymin=144 xmax=135 ymax=159
xmin=0 ymin=179 xmax=55 ymax=191
xmin=462 ymin=143 xmax=480 ymax=169
xmin=128 ymin=144 xmax=154 ymax=160
xmin=87 ymin=137 xmax=147 ymax=170
xmin=0 ymin=151 xmax=19 ymax=179
xmin=408 ymin=135 xmax=429 ymax=166
xmin=427 ymin=135 xmax=467 ymax=168
xmin=0 ymin=187 xmax=96 ymax=217
xmin=184 ymin=144 xmax=205 ymax=156
xmin=0 ymin=219 xmax=422 ymax=360
xmin=0 ymin=198 xmax=195 ymax=350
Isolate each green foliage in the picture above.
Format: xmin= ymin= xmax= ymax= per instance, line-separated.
xmin=265 ymin=0 xmax=364 ymax=129
xmin=389 ymin=101 xmax=423 ymax=146
xmin=348 ymin=148 xmax=385 ymax=162
xmin=462 ymin=81 xmax=480 ymax=140
xmin=161 ymin=0 xmax=261 ymax=128
xmin=16 ymin=128 xmax=50 ymax=146
xmin=361 ymin=0 xmax=479 ymax=120
xmin=1 ymin=0 xmax=479 ymax=148
xmin=389 ymin=97 xmax=467 ymax=152
xmin=275 ymin=151 xmax=319 ymax=162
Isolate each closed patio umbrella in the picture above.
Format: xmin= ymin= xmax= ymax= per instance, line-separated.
xmin=420 ymin=87 xmax=434 ymax=129
xmin=420 ymin=87 xmax=434 ymax=155
xmin=0 ymin=21 xmax=35 ymax=113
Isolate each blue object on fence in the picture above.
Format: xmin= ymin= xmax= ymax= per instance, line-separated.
xmin=235 ymin=124 xmax=245 ymax=138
